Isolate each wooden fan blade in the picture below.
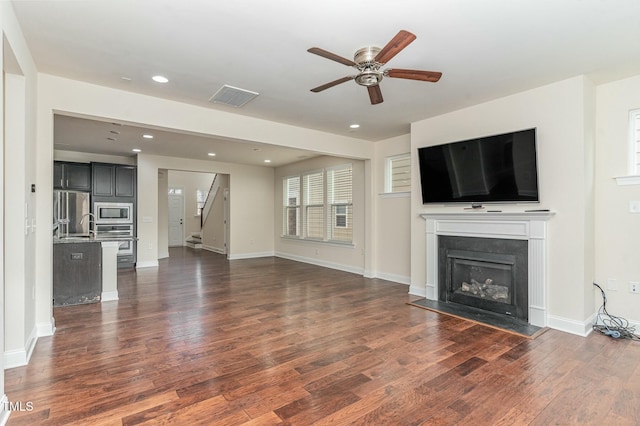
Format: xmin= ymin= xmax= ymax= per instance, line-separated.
xmin=310 ymin=76 xmax=355 ymax=93
xmin=307 ymin=47 xmax=356 ymax=66
xmin=367 ymin=85 xmax=384 ymax=105
xmin=374 ymin=30 xmax=416 ymax=64
xmin=386 ymin=69 xmax=442 ymax=82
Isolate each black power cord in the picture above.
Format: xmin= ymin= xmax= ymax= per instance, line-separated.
xmin=592 ymin=282 xmax=640 ymax=341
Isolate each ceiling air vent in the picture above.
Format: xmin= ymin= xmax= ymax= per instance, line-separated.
xmin=209 ymin=85 xmax=259 ymax=108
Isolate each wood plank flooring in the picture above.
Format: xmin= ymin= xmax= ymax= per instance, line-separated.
xmin=5 ymin=248 xmax=640 ymax=425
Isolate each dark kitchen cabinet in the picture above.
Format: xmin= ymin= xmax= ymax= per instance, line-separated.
xmin=53 ymin=161 xmax=91 ymax=191
xmin=115 ymin=166 xmax=136 ymax=197
xmin=92 ymin=163 xmax=136 ymax=199
xmin=53 ymin=241 xmax=102 ymax=306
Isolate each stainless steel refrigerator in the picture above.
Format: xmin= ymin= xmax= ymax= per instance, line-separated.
xmin=53 ymin=190 xmax=91 ymax=237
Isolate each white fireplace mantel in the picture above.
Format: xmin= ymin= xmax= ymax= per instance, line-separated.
xmin=421 ymin=211 xmax=554 ymax=328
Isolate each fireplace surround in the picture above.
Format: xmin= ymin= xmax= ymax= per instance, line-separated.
xmin=438 ymin=235 xmax=529 ymax=321
xmin=421 ymin=211 xmax=553 ymax=328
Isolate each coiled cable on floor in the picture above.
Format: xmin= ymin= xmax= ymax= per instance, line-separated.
xmin=593 ymin=282 xmax=640 ymax=341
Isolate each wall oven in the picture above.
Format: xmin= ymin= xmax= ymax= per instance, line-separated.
xmin=94 ymin=202 xmax=133 ymax=224
xmin=96 ymin=224 xmax=134 ymax=255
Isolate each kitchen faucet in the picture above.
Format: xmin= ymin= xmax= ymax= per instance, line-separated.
xmin=80 ymin=213 xmax=97 ymax=236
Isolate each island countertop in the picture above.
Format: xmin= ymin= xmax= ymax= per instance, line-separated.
xmin=53 ymin=236 xmax=137 ymax=244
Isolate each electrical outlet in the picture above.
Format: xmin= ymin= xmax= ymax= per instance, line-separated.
xmin=630 ymin=281 xmax=640 ymax=294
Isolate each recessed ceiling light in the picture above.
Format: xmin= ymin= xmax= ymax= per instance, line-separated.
xmin=121 ymin=76 xmax=131 ymax=81
xmin=132 ymin=148 xmax=141 ymax=152
xmin=107 ymin=137 xmax=117 ymax=141
xmin=264 ymin=159 xmax=271 ymax=163
xmin=110 ymin=130 xmax=120 ymax=134
xmin=208 ymin=153 xmax=216 ymax=157
xmin=349 ymin=124 xmax=360 ymax=129
xmin=142 ymin=134 xmax=154 ymax=139
xmin=152 ymin=75 xmax=169 ymax=83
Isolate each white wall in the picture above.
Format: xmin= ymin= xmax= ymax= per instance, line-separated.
xmin=167 ymin=170 xmax=215 ymax=241
xmin=33 ymin=73 xmax=375 ymax=335
xmin=373 ymin=134 xmax=411 ymax=284
xmin=157 ymin=169 xmax=169 ymax=258
xmin=53 ymin=150 xmax=135 ymax=166
xmin=595 ymin=75 xmax=640 ymax=325
xmin=202 ymin=174 xmax=229 ymax=254
xmin=411 ymin=76 xmax=597 ymax=335
xmin=274 ymin=156 xmax=366 ymax=274
xmin=137 ymin=154 xmax=275 ymax=265
xmin=2 ymin=2 xmax=40 ymax=379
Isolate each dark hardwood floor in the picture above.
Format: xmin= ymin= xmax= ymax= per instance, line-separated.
xmin=5 ymin=248 xmax=640 ymax=425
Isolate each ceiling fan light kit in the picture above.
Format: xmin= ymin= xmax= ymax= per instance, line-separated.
xmin=308 ymin=30 xmax=442 ymax=105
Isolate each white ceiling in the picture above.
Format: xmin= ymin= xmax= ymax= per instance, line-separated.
xmin=11 ymin=0 xmax=640 ymax=165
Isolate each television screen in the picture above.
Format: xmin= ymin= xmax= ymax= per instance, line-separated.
xmin=418 ymin=128 xmax=539 ymax=204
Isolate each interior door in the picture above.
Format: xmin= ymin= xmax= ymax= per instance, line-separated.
xmin=168 ymin=193 xmax=184 ymax=247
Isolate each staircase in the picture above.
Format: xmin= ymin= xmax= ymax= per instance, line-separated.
xmin=201 ymin=174 xmax=219 ymax=228
xmin=189 ymin=174 xmax=220 ymax=250
xmin=185 ymin=232 xmax=203 ymax=249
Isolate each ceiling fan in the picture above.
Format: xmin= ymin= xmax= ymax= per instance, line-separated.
xmin=307 ymin=30 xmax=442 ymax=105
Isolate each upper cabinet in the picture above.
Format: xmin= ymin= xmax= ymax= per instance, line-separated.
xmin=92 ymin=163 xmax=136 ymax=199
xmin=53 ymin=161 xmax=91 ymax=191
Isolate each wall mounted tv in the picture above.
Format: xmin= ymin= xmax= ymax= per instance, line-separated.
xmin=418 ymin=128 xmax=539 ymax=205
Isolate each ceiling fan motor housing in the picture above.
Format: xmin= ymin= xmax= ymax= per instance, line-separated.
xmin=354 ymin=46 xmax=383 ymax=86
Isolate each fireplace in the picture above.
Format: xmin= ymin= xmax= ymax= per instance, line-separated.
xmin=420 ymin=211 xmax=553 ymax=328
xmin=438 ymin=236 xmax=528 ymax=321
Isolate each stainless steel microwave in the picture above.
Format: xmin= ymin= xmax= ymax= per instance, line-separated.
xmin=94 ymin=202 xmax=133 ymax=224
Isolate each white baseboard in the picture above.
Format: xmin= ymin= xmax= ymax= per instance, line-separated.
xmin=0 ymin=395 xmax=10 ymax=426
xmin=228 ymin=251 xmax=275 ymax=260
xmin=37 ymin=317 xmax=55 ymax=337
xmin=101 ymin=291 xmax=119 ymax=302
xmin=4 ymin=326 xmax=37 ymax=369
xmin=409 ymin=285 xmax=426 ymax=298
xmin=547 ymin=313 xmax=594 ymax=337
xmin=275 ymin=252 xmax=364 ymax=276
xmin=375 ymin=272 xmax=411 ymax=286
xmin=136 ymin=260 xmax=159 ymax=269
xmin=203 ymin=244 xmax=225 ymax=254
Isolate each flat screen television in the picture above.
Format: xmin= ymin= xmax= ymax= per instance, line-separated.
xmin=418 ymin=128 xmax=539 ymax=205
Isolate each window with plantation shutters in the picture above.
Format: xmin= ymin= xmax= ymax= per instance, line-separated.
xmin=327 ymin=165 xmax=353 ymax=242
xmin=283 ymin=176 xmax=300 ymax=237
xmin=282 ymin=164 xmax=353 ymax=243
xmin=385 ymin=153 xmax=411 ymax=193
xmin=303 ymin=171 xmax=324 ymax=239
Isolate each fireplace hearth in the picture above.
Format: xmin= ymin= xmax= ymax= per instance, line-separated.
xmin=439 ymin=236 xmax=528 ymax=321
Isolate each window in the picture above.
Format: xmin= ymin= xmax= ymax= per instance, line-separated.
xmin=630 ymin=109 xmax=640 ymax=175
xmin=196 ymin=189 xmax=206 ymax=216
xmin=385 ymin=153 xmax=411 ymax=193
xmin=327 ymin=165 xmax=352 ymax=242
xmin=303 ymin=171 xmax=324 ymax=239
xmin=282 ymin=164 xmax=353 ymax=243
xmin=283 ymin=176 xmax=300 ymax=237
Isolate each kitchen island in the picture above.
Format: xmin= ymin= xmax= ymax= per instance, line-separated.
xmin=53 ymin=236 xmax=135 ymax=306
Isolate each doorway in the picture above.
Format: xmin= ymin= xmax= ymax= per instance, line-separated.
xmin=168 ymin=188 xmax=184 ymax=247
